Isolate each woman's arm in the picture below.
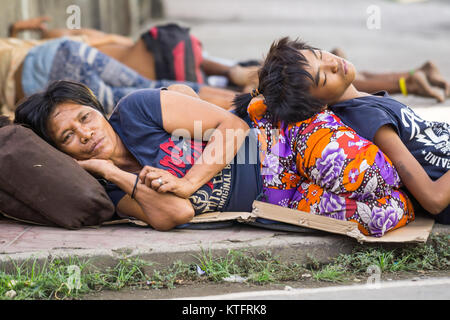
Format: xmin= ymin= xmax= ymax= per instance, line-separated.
xmin=78 ymin=159 xmax=194 ymax=231
xmin=141 ymin=87 xmax=250 ymax=198
xmin=107 ymin=166 xmax=194 ymax=231
xmin=374 ymin=124 xmax=450 ymax=214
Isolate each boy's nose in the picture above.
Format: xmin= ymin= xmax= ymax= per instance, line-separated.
xmin=324 ymin=58 xmax=339 ymax=74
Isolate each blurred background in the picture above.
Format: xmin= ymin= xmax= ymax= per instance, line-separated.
xmin=1 ymin=0 xmax=449 ymax=112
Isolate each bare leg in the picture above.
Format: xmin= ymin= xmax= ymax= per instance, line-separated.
xmin=166 ymin=84 xmax=237 ymax=111
xmin=353 ymin=72 xmax=405 ymax=94
xmin=167 ymin=84 xmax=200 ymax=98
xmin=332 ymin=48 xmax=448 ymax=101
xmin=355 ymin=70 xmax=446 ymax=102
xmin=198 ymin=86 xmax=236 ymax=110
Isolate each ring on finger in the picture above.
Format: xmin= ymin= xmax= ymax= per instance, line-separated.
xmin=156 ymin=177 xmax=163 ymax=186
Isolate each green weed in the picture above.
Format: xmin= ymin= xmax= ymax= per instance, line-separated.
xmin=312 ymin=265 xmax=345 ymax=283
xmin=1 ymin=234 xmax=448 ymax=299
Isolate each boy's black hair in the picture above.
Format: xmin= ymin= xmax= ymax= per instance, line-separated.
xmin=233 ymin=37 xmax=325 ymax=124
xmin=14 ymin=80 xmax=106 ymax=146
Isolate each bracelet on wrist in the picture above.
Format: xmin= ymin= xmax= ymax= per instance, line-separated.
xmin=131 ymin=175 xmax=139 ymax=199
xmin=399 ymin=77 xmax=408 ymax=96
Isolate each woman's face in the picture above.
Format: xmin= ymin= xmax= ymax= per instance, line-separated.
xmin=301 ymin=49 xmax=356 ymax=104
xmin=47 ymin=102 xmax=118 ymax=160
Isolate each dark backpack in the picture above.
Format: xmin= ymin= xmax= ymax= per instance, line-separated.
xmin=141 ymin=23 xmax=205 ymax=84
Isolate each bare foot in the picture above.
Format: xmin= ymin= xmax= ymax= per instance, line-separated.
xmin=418 ymin=61 xmax=450 ymax=97
xmin=330 ymin=47 xmax=347 ymax=59
xmin=406 ymin=70 xmax=445 ymax=103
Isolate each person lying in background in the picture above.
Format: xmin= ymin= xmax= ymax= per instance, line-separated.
xmin=11 ymin=16 xmax=448 ymax=102
xmin=1 ymin=20 xmax=247 ymax=117
xmin=3 ymin=16 xmax=258 ymax=112
xmin=9 ymin=16 xmax=259 ymax=89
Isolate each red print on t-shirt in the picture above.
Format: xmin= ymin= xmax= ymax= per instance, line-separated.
xmin=159 ymin=138 xmax=208 ymax=182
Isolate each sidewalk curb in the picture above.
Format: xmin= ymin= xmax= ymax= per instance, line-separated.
xmin=1 ymin=229 xmax=355 ymax=273
xmin=1 ymin=224 xmax=448 ymax=274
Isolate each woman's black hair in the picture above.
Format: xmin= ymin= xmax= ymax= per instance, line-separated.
xmin=0 ymin=115 xmax=12 ymax=128
xmin=233 ymin=37 xmax=325 ymax=124
xmin=14 ymin=80 xmax=106 ymax=146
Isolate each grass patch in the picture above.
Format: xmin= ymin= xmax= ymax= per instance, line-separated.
xmin=0 ymin=256 xmax=191 ymax=300
xmin=312 ymin=265 xmax=345 ymax=283
xmin=87 ymin=257 xmax=153 ymax=291
xmin=195 ymin=249 xmax=305 ymax=284
xmin=191 ymin=235 xmax=449 ymax=285
xmin=1 ymin=234 xmax=448 ymax=299
xmin=333 ymin=234 xmax=450 ymax=274
xmin=0 ymin=257 xmax=92 ymax=300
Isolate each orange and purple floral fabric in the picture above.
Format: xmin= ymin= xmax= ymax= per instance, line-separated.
xmin=248 ymin=99 xmax=415 ymax=237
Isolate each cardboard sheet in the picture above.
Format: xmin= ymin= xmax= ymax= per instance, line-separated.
xmin=103 ymin=200 xmax=435 ymax=243
xmin=188 ymin=201 xmax=434 ymax=243
xmin=249 ymin=201 xmax=434 ymax=243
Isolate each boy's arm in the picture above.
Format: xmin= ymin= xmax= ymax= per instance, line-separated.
xmin=374 ymin=124 xmax=450 ymax=214
xmin=107 ymin=166 xmax=195 ymax=231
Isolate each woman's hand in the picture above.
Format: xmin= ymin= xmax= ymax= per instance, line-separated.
xmin=77 ymin=159 xmax=117 ymax=178
xmin=138 ymin=166 xmax=196 ymax=199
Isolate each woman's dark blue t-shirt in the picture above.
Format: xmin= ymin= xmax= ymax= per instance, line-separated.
xmin=104 ymin=88 xmax=262 ymax=215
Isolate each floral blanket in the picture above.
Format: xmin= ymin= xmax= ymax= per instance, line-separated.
xmin=247 ymin=99 xmax=415 ymax=237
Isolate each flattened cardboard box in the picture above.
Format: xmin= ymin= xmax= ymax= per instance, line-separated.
xmin=105 ymin=200 xmax=434 ymax=243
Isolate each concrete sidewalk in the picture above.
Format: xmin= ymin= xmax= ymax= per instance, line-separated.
xmin=0 ymin=218 xmax=352 ymax=271
xmin=1 ymin=216 xmax=449 ymax=273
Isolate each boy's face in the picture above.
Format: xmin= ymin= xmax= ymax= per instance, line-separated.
xmin=301 ymin=49 xmax=356 ymax=104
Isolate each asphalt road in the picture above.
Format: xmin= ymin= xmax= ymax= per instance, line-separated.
xmin=180 ymin=277 xmax=450 ymax=300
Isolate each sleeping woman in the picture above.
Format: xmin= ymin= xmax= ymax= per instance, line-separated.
xmin=15 ymin=80 xmax=415 ymax=236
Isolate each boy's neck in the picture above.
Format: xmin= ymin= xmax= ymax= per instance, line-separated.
xmin=331 ymin=84 xmax=371 ymax=105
